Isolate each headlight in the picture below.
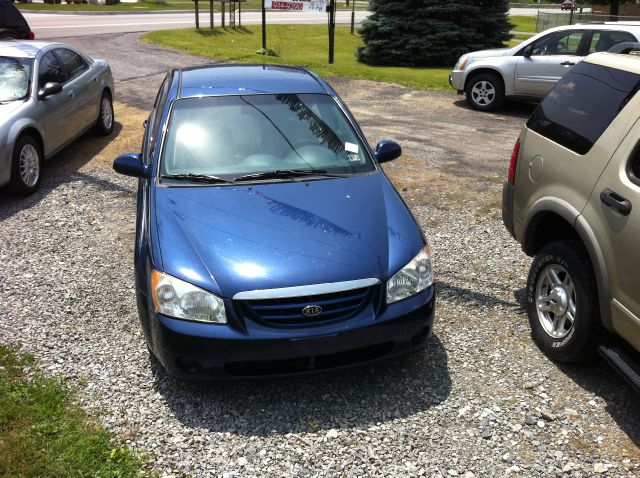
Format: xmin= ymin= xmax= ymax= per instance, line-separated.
xmin=386 ymin=246 xmax=433 ymax=304
xmin=151 ymin=270 xmax=227 ymax=324
xmin=455 ymin=56 xmax=469 ymax=71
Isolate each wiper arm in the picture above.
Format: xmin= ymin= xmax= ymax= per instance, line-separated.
xmin=161 ymin=173 xmax=235 ymax=184
xmin=233 ymin=169 xmax=348 ymax=182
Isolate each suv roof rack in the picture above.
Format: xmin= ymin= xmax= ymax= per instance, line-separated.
xmin=607 ymin=42 xmax=640 ymax=54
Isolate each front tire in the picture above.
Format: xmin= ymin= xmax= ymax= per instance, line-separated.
xmin=465 ymin=73 xmax=505 ymax=111
xmin=95 ymin=91 xmax=114 ymax=136
xmin=9 ymin=135 xmax=42 ymax=196
xmin=526 ymin=241 xmax=601 ymax=363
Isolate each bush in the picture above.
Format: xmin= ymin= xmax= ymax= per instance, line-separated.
xmin=256 ymin=48 xmax=279 ymax=56
xmin=358 ymin=0 xmax=512 ymax=67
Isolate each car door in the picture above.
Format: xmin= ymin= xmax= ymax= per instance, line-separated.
xmin=54 ymin=47 xmax=97 ymax=136
xmin=35 ymin=50 xmax=71 ymax=155
xmin=582 ymin=120 xmax=640 ymax=351
xmin=514 ymin=30 xmax=587 ymax=97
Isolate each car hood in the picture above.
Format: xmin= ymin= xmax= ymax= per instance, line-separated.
xmin=0 ymin=101 xmax=24 ymax=123
xmin=152 ymin=173 xmax=424 ymax=298
xmin=467 ymin=48 xmax=512 ymax=60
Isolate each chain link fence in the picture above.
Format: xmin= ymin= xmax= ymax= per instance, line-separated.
xmin=536 ymin=11 xmax=640 ymax=32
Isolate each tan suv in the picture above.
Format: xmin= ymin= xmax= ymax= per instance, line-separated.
xmin=502 ymin=43 xmax=640 ymax=391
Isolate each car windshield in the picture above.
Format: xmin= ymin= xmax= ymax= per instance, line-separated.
xmin=160 ymin=93 xmax=375 ymax=180
xmin=0 ymin=57 xmax=31 ymax=102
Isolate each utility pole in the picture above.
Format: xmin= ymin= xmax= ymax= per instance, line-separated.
xmin=262 ymin=0 xmax=267 ymax=49
xmin=328 ymin=0 xmax=336 ymax=64
xmin=351 ymin=0 xmax=355 ymax=34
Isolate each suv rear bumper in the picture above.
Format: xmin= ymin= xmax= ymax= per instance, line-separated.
xmin=502 ymin=181 xmax=516 ymax=239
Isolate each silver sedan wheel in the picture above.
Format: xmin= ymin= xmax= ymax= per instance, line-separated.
xmin=471 ymin=80 xmax=496 ymax=106
xmin=19 ymin=143 xmax=40 ymax=188
xmin=101 ymin=97 xmax=113 ymax=130
xmin=535 ymin=264 xmax=576 ymax=339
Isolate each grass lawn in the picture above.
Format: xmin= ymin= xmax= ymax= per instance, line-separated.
xmin=510 ymin=15 xmax=538 ymax=33
xmin=17 ymin=0 xmax=367 ymax=12
xmin=0 ymin=345 xmax=152 ymax=478
xmin=143 ymin=25 xmax=452 ymax=90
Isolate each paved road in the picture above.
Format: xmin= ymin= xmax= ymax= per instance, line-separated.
xmin=24 ymin=10 xmax=370 ymax=39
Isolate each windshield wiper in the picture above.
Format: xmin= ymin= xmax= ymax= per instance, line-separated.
xmin=233 ymin=169 xmax=348 ymax=182
xmin=161 ymin=173 xmax=235 ymax=184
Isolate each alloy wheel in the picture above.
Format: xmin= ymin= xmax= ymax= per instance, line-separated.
xmin=101 ymin=97 xmax=113 ymax=130
xmin=19 ymin=143 xmax=39 ymax=188
xmin=535 ymin=264 xmax=576 ymax=339
xmin=471 ymin=81 xmax=496 ymax=107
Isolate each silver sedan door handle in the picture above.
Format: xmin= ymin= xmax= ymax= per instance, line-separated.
xmin=67 ymin=90 xmax=76 ymax=98
xmin=560 ymin=61 xmax=575 ymax=66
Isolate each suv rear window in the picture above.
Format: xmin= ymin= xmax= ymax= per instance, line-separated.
xmin=527 ymin=62 xmax=640 ymax=155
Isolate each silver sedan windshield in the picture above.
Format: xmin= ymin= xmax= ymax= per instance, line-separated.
xmin=160 ymin=94 xmax=374 ymax=178
xmin=0 ymin=57 xmax=31 ymax=102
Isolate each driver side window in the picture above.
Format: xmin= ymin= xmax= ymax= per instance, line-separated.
xmin=532 ymin=31 xmax=584 ymax=56
xmin=38 ymin=52 xmax=66 ymax=89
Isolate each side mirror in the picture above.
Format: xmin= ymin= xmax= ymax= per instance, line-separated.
xmin=523 ymin=45 xmax=533 ymax=58
xmin=38 ymin=82 xmax=62 ymax=99
xmin=375 ymin=140 xmax=402 ymax=163
xmin=113 ymin=153 xmax=148 ymax=178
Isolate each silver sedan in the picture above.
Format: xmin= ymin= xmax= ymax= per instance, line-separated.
xmin=0 ymin=40 xmax=115 ymax=195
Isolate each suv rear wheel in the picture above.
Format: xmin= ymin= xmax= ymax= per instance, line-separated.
xmin=465 ymin=73 xmax=504 ymax=111
xmin=526 ymin=241 xmax=601 ymax=362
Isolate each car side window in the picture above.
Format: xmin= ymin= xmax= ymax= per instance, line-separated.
xmin=150 ymin=78 xmax=170 ymax=152
xmin=38 ymin=52 xmax=66 ymax=88
xmin=532 ymin=31 xmax=584 ymax=56
xmin=589 ymin=30 xmax=637 ymax=53
xmin=55 ymin=48 xmax=88 ymax=80
xmin=629 ymin=144 xmax=640 ymax=187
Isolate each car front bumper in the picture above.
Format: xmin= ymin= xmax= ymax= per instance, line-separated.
xmin=142 ymin=285 xmax=436 ymax=380
xmin=449 ymin=70 xmax=465 ymax=93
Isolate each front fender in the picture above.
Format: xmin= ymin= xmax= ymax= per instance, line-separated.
xmin=522 ymin=197 xmax=612 ymax=331
xmin=463 ymin=60 xmax=514 ymax=95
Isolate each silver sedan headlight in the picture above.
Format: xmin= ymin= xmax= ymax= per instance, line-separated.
xmin=151 ymin=270 xmax=227 ymax=324
xmin=386 ymin=246 xmax=433 ymax=304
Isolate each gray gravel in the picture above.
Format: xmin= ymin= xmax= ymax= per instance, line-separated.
xmin=1 ymin=33 xmax=639 ymax=478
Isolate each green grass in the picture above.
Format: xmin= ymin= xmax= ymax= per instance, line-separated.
xmin=143 ymin=25 xmax=451 ymax=90
xmin=510 ymin=15 xmax=537 ymax=33
xmin=0 ymin=345 xmax=152 ymax=478
xmin=17 ymin=0 xmax=367 ymax=12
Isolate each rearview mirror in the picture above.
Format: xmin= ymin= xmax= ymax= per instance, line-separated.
xmin=375 ymin=140 xmax=402 ymax=163
xmin=522 ymin=45 xmax=533 ymax=58
xmin=38 ymin=82 xmax=62 ymax=99
xmin=113 ymin=153 xmax=148 ymax=178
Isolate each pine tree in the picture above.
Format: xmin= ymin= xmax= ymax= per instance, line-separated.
xmin=357 ymin=0 xmax=512 ymax=67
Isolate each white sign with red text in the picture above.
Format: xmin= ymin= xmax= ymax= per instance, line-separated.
xmin=265 ymin=0 xmax=327 ymax=12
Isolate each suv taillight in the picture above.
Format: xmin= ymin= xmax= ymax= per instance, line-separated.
xmin=508 ymin=138 xmax=520 ymax=185
xmin=28 ymin=31 xmax=35 ymax=40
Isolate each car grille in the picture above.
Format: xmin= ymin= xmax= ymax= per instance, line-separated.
xmin=237 ymin=286 xmax=374 ymax=326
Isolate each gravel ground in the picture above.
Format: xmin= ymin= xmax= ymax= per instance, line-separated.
xmin=1 ymin=33 xmax=639 ymax=477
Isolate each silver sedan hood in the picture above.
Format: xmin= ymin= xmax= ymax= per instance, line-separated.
xmin=0 ymin=101 xmax=25 ymax=126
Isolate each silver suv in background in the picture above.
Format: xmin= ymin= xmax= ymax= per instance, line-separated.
xmin=502 ymin=44 xmax=640 ymax=392
xmin=450 ymin=23 xmax=640 ymax=111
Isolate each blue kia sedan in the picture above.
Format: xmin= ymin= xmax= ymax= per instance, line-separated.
xmin=113 ymin=64 xmax=435 ymax=379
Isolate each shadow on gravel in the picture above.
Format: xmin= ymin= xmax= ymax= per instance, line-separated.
xmin=556 ymin=361 xmax=640 ymax=447
xmin=438 ymin=281 xmax=520 ymax=310
xmin=151 ymin=334 xmax=451 ymax=436
xmin=453 ymin=99 xmax=537 ymax=119
xmin=0 ymin=122 xmax=132 ymax=222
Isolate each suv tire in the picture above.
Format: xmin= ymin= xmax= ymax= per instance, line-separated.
xmin=465 ymin=73 xmax=504 ymax=111
xmin=526 ymin=241 xmax=602 ymax=363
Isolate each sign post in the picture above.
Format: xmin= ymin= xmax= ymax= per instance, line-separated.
xmin=194 ymin=0 xmax=200 ymax=29
xmin=328 ymin=0 xmax=336 ymax=64
xmin=262 ymin=0 xmax=267 ymax=49
xmin=209 ymin=0 xmax=214 ymax=28
xmin=350 ymin=0 xmax=355 ymax=34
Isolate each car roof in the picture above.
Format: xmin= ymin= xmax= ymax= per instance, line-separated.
xmin=585 ymin=51 xmax=640 ymax=74
xmin=546 ymin=23 xmax=640 ymax=33
xmin=177 ymin=64 xmax=328 ymax=98
xmin=0 ymin=40 xmax=65 ymax=58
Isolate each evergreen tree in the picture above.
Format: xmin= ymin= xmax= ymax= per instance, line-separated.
xmin=357 ymin=0 xmax=512 ymax=67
